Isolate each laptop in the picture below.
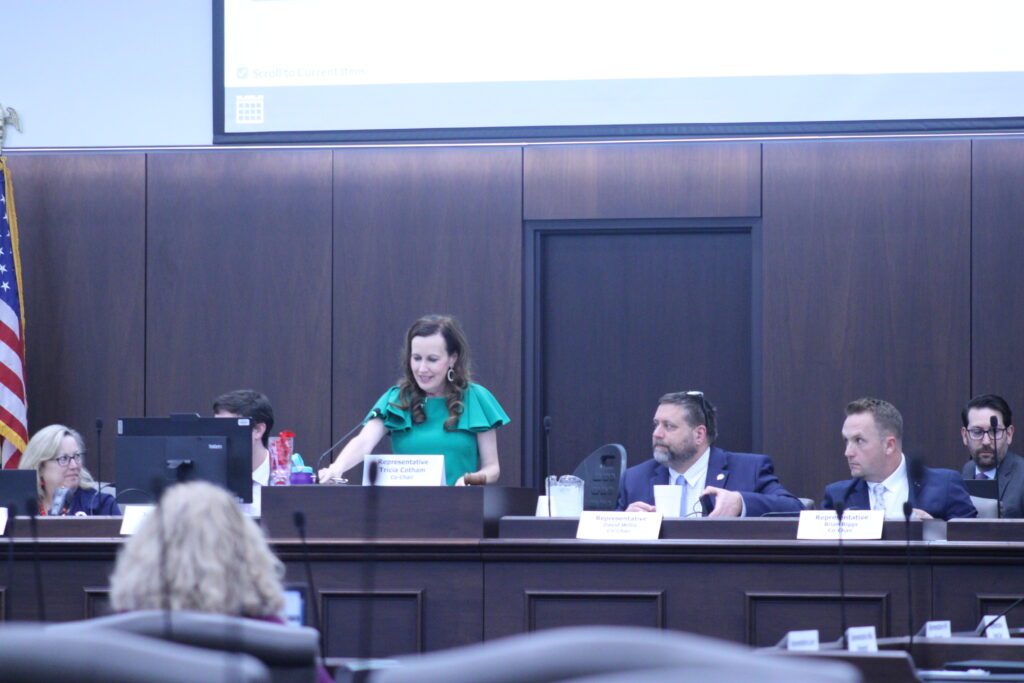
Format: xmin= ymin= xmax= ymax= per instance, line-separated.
xmin=964 ymin=478 xmax=998 ymax=500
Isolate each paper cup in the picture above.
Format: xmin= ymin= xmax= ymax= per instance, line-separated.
xmin=653 ymin=484 xmax=683 ymax=518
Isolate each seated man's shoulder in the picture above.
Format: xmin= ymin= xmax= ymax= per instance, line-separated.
xmin=717 ymin=449 xmax=773 ymax=467
xmin=624 ymin=459 xmax=662 ymax=478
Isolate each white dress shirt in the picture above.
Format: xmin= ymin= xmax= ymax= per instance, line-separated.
xmin=243 ymin=456 xmax=270 ymax=516
xmin=670 ymin=447 xmax=710 ymax=517
xmin=869 ymin=454 xmax=910 ymax=520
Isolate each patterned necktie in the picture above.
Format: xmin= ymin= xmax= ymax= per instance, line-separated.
xmin=871 ymin=484 xmax=888 ymax=512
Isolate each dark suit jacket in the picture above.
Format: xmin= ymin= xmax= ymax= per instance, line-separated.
xmin=616 ymin=446 xmax=803 ymax=517
xmin=822 ymin=466 xmax=977 ymax=520
xmin=67 ymin=487 xmax=118 ymax=516
xmin=961 ymin=450 xmax=1024 ymax=519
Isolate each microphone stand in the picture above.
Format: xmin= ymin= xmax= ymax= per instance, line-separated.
xmin=903 ymin=501 xmax=914 ymax=652
xmin=543 ymin=416 xmax=552 ymax=517
xmin=836 ymin=502 xmax=847 ymax=648
xmin=91 ymin=418 xmax=103 ymax=515
xmin=978 ymin=596 xmax=1024 ymax=637
xmin=26 ymin=498 xmax=45 ymax=621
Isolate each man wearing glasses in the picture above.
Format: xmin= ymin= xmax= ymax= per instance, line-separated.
xmin=960 ymin=394 xmax=1023 ymax=518
xmin=617 ymin=391 xmax=803 ymax=517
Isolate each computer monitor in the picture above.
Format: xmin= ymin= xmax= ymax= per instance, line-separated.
xmin=0 ymin=470 xmax=37 ymax=514
xmin=116 ymin=415 xmax=253 ymax=504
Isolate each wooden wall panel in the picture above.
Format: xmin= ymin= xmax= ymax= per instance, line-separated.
xmin=762 ymin=139 xmax=971 ymax=502
xmin=971 ymin=139 xmax=1024 ymax=421
xmin=332 ymin=147 xmax=523 ymax=484
xmin=538 ymin=227 xmax=754 ymax=480
xmin=9 ymin=154 xmax=145 ymax=478
xmin=146 ymin=150 xmax=333 ymax=457
xmin=524 ymin=142 xmax=761 ymax=220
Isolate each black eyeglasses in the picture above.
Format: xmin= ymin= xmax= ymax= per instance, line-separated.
xmin=966 ymin=427 xmax=1007 ymax=441
xmin=53 ymin=452 xmax=84 ymax=468
xmin=685 ymin=390 xmax=710 ymax=433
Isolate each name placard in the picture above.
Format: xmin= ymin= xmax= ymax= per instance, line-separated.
xmin=0 ymin=506 xmax=7 ymax=535
xmin=576 ymin=511 xmax=661 ymax=540
xmin=846 ymin=625 xmax=878 ymax=652
xmin=120 ymin=505 xmax=155 ymax=535
xmin=980 ymin=615 xmax=1011 ymax=639
xmin=923 ymin=620 xmax=952 ymax=638
xmin=796 ymin=509 xmax=884 ymax=540
xmin=363 ymin=454 xmax=446 ymax=486
xmin=778 ymin=629 xmax=820 ymax=651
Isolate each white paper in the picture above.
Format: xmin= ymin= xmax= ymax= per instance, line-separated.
xmin=576 ymin=511 xmax=662 ymax=540
xmin=924 ymin=620 xmax=952 ymax=638
xmin=363 ymin=454 xmax=445 ymax=486
xmin=797 ymin=509 xmax=885 ymax=540
xmin=846 ymin=625 xmax=878 ymax=652
xmin=0 ymin=506 xmax=7 ymax=535
xmin=783 ymin=629 xmax=820 ymax=651
xmin=981 ymin=615 xmax=1011 ymax=639
xmin=120 ymin=505 xmax=155 ymax=535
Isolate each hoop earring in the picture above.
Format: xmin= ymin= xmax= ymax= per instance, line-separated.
xmin=447 ymin=367 xmax=455 ymax=382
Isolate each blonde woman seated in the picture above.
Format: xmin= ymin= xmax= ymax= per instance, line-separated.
xmin=110 ymin=481 xmax=333 ymax=683
xmin=19 ymin=424 xmax=117 ymax=515
xmin=109 ymin=480 xmax=285 ymax=618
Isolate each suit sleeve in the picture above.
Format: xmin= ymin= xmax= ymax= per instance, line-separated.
xmin=739 ymin=456 xmax=804 ymax=517
xmin=821 ymin=485 xmax=836 ymax=511
xmin=943 ymin=472 xmax=978 ymax=520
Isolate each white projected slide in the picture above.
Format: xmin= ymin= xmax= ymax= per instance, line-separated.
xmin=219 ymin=0 xmax=1024 ymax=137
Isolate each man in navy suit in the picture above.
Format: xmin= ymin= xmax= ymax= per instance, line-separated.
xmin=822 ymin=397 xmax=976 ymax=521
xmin=616 ymin=391 xmax=802 ymax=517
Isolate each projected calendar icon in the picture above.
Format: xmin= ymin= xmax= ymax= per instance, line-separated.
xmin=235 ymin=95 xmax=264 ymax=124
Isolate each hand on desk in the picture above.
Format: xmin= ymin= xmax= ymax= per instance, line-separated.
xmin=625 ymin=501 xmax=656 ymax=513
xmin=912 ymin=508 xmax=934 ymax=520
xmin=700 ymin=487 xmax=743 ymax=518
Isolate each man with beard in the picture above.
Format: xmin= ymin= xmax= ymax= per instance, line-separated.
xmin=960 ymin=394 xmax=1024 ymax=518
xmin=616 ymin=391 xmax=802 ymax=517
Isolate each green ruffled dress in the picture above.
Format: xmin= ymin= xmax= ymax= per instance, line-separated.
xmin=366 ymin=383 xmax=510 ymax=486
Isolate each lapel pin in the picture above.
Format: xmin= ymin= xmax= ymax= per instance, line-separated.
xmin=716 ymin=473 xmax=725 ymax=481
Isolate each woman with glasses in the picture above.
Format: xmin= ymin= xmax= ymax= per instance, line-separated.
xmin=18 ymin=424 xmax=117 ymax=515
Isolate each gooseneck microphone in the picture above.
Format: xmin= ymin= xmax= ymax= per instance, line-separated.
xmin=315 ymin=408 xmax=384 ymax=480
xmin=543 ymin=416 xmax=553 ymax=516
xmin=835 ymin=501 xmax=848 ymax=648
xmin=993 ymin=416 xmax=1004 ymax=519
xmin=979 ymin=596 xmax=1024 ymax=636
xmin=903 ymin=501 xmax=915 ymax=650
xmin=91 ymin=418 xmax=104 ymax=515
xmin=5 ymin=506 xmax=15 ymax=617
xmin=26 ymin=497 xmax=46 ymax=621
xmin=292 ymin=511 xmax=322 ymax=638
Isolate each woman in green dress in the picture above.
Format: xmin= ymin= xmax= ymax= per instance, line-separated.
xmin=318 ymin=314 xmax=509 ymax=486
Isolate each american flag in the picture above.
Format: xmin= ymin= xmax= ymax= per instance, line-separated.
xmin=0 ymin=158 xmax=27 ymax=468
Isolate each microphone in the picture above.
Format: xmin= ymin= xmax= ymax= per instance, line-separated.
xmin=292 ymin=511 xmax=322 ymax=639
xmin=992 ymin=416 xmax=1004 ymax=518
xmin=543 ymin=416 xmax=552 ymax=516
xmin=26 ymin=497 xmax=46 ymax=621
xmin=5 ymin=506 xmax=15 ymax=617
xmin=150 ymin=477 xmax=172 ymax=640
xmin=835 ymin=501 xmax=848 ymax=648
xmin=315 ymin=408 xmax=384 ymax=480
xmin=978 ymin=596 xmax=1024 ymax=636
xmin=903 ymin=500 xmax=914 ymax=650
xmin=91 ymin=418 xmax=104 ymax=515
xmin=49 ymin=486 xmax=70 ymax=516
